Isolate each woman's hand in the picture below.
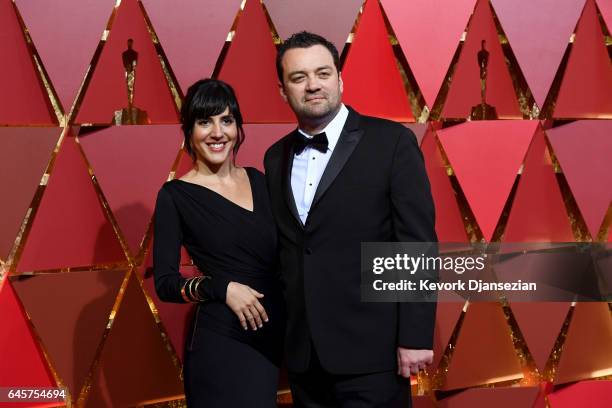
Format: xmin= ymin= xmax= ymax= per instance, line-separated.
xmin=225 ymin=282 xmax=269 ymax=330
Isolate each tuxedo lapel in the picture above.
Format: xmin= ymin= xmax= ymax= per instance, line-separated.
xmin=311 ymin=108 xmax=364 ymax=208
xmin=281 ymin=130 xmax=303 ymax=228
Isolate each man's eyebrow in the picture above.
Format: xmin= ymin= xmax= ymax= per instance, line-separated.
xmin=288 ymin=66 xmax=334 ymax=77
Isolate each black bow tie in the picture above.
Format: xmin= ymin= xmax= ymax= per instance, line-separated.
xmin=293 ymin=132 xmax=329 ymax=155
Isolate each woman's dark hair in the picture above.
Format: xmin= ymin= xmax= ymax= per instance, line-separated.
xmin=180 ymin=78 xmax=245 ymax=162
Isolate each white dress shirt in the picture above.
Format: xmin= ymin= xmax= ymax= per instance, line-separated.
xmin=291 ymin=104 xmax=349 ymax=224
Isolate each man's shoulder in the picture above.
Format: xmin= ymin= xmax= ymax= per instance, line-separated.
xmin=265 ymin=132 xmax=293 ymax=159
xmin=354 ymin=111 xmax=416 ymax=145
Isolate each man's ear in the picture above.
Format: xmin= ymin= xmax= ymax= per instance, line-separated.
xmin=278 ymin=81 xmax=288 ymax=102
xmin=338 ymin=72 xmax=344 ymax=94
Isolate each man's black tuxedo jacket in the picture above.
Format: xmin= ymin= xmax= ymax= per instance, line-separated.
xmin=264 ymin=107 xmax=437 ymax=374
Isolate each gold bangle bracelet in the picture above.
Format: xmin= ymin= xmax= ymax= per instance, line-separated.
xmin=187 ymin=278 xmax=198 ymax=302
xmin=180 ymin=280 xmax=192 ymax=303
xmin=192 ymin=277 xmax=203 ymax=302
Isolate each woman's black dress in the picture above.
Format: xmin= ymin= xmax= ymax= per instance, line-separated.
xmin=152 ymin=167 xmax=284 ymax=408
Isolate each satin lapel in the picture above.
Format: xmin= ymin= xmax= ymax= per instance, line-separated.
xmin=282 ymin=131 xmax=303 ymax=228
xmin=311 ymin=109 xmax=364 ymax=207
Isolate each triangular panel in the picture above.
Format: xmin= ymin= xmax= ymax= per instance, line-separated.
xmin=75 ymin=0 xmax=178 ymax=124
xmin=218 ymin=0 xmax=294 ymax=123
xmin=264 ymin=0 xmax=362 ymax=52
xmin=442 ymin=0 xmax=522 ymax=119
xmin=0 ymin=282 xmax=56 ymax=395
xmin=17 ymin=135 xmax=126 ymax=273
xmin=548 ymin=380 xmax=612 ymax=407
xmin=342 ymin=0 xmax=414 ymax=121
xmin=0 ymin=128 xmax=60 ymax=260
xmin=509 ymin=302 xmax=571 ymax=372
xmin=78 ymin=125 xmax=182 ymax=258
xmin=141 ymin=0 xmax=242 ymax=92
xmin=437 ymin=121 xmax=537 ymax=241
xmin=15 ymin=0 xmax=115 ymax=112
xmin=381 ymin=0 xmax=477 ymax=107
xmin=547 ymin=121 xmax=612 ymax=237
xmin=442 ymin=302 xmax=523 ymax=390
xmin=502 ymin=127 xmax=575 ymax=242
xmin=11 ymin=269 xmax=126 ymax=402
xmin=0 ymin=0 xmax=56 ymax=124
xmin=420 ymin=130 xmax=468 ymax=242
xmin=86 ymin=273 xmax=183 ymax=407
xmin=490 ymin=0 xmax=585 ymax=108
xmin=555 ymin=302 xmax=612 ymax=384
xmin=554 ymin=0 xmax=612 ymax=118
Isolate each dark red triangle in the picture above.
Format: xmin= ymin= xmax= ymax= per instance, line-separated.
xmin=0 ymin=128 xmax=60 ymax=260
xmin=442 ymin=0 xmax=522 ymax=119
xmin=0 ymin=0 xmax=56 ymax=124
xmin=218 ymin=0 xmax=294 ymax=123
xmin=78 ymin=125 xmax=182 ymax=258
xmin=86 ymin=272 xmax=183 ymax=407
xmin=75 ymin=0 xmax=178 ymax=124
xmin=342 ymin=0 xmax=414 ymax=121
xmin=554 ymin=0 xmax=612 ymax=118
xmin=17 ymin=133 xmax=126 ymax=273
xmin=11 ymin=269 xmax=127 ymax=403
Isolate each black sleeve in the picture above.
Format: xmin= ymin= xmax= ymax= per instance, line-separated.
xmin=390 ymin=128 xmax=438 ymax=349
xmin=153 ymin=186 xmax=228 ymax=303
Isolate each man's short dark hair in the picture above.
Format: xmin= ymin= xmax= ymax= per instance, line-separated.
xmin=276 ymin=31 xmax=340 ymax=83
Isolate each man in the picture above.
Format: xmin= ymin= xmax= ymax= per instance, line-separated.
xmin=264 ymin=31 xmax=437 ymax=407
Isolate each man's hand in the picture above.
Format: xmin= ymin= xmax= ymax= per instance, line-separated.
xmin=226 ymin=282 xmax=269 ymax=330
xmin=397 ymin=347 xmax=433 ymax=378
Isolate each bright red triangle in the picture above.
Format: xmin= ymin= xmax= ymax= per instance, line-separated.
xmin=236 ymin=123 xmax=296 ymax=171
xmin=381 ymin=0 xmax=477 ymax=107
xmin=421 ymin=130 xmax=468 ymax=242
xmin=548 ymin=380 xmax=612 ymax=407
xmin=502 ymin=127 xmax=575 ymax=242
xmin=85 ymin=272 xmax=183 ymax=407
xmin=0 ymin=282 xmax=56 ymax=394
xmin=554 ymin=0 xmax=612 ymax=118
xmin=78 ymin=125 xmax=182 ymax=258
xmin=442 ymin=302 xmax=523 ymax=390
xmin=509 ymin=302 xmax=570 ymax=372
xmin=442 ymin=0 xmax=522 ymax=119
xmin=141 ymin=0 xmax=242 ymax=93
xmin=17 ymin=134 xmax=126 ymax=273
xmin=218 ymin=0 xmax=294 ymax=123
xmin=547 ymin=121 xmax=612 ymax=237
xmin=342 ymin=0 xmax=414 ymax=121
xmin=0 ymin=128 xmax=60 ymax=260
xmin=555 ymin=302 xmax=612 ymax=384
xmin=15 ymin=0 xmax=115 ymax=112
xmin=75 ymin=0 xmax=178 ymax=124
xmin=437 ymin=121 xmax=537 ymax=241
xmin=11 ymin=269 xmax=127 ymax=403
xmin=0 ymin=0 xmax=56 ymax=124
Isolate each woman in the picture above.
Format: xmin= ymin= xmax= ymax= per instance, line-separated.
xmin=153 ymin=79 xmax=284 ymax=407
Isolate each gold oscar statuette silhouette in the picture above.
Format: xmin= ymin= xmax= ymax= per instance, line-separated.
xmin=113 ymin=38 xmax=150 ymax=125
xmin=470 ymin=40 xmax=498 ymax=120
